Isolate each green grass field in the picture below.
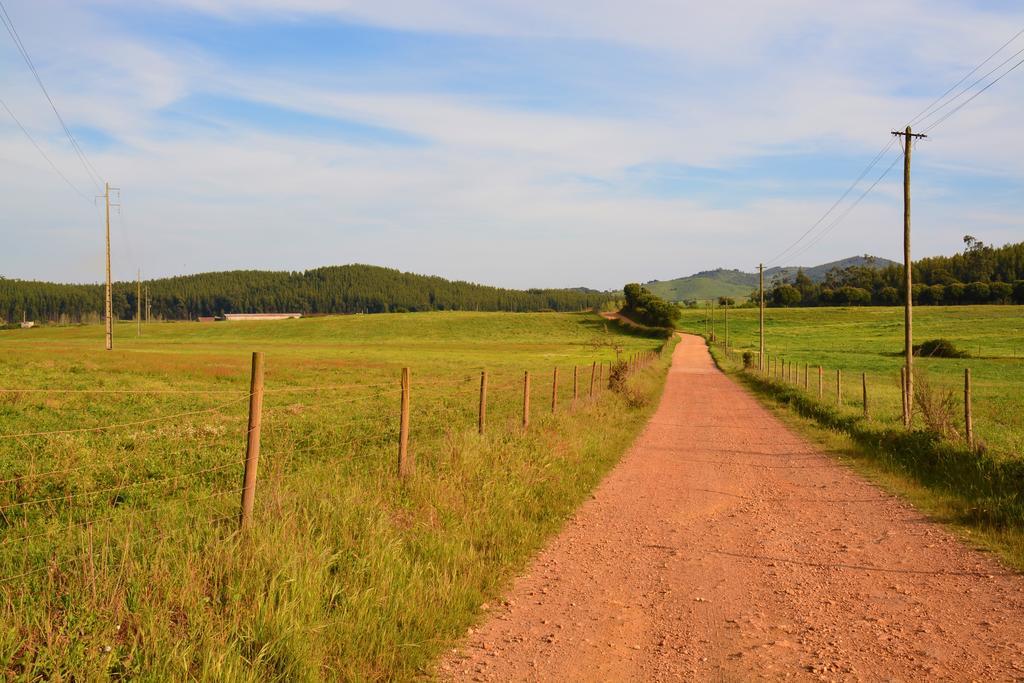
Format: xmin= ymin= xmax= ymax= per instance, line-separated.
xmin=681 ymin=305 xmax=1024 ymax=459
xmin=0 ymin=312 xmax=670 ymax=680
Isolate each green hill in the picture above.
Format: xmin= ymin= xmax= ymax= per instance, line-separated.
xmin=644 ymin=270 xmax=756 ymax=302
xmin=646 ymin=255 xmax=898 ymax=303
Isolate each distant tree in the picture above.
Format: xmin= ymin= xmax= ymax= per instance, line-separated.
xmin=717 ymin=296 xmax=736 ymax=306
xmin=920 ymin=285 xmax=944 ymax=305
xmin=966 ymin=281 xmax=991 ymax=304
xmin=989 ymin=281 xmax=1013 ymax=304
xmin=945 ymin=282 xmax=965 ymax=304
xmin=772 ymin=285 xmax=802 ymax=307
xmin=877 ymin=286 xmax=900 ymax=305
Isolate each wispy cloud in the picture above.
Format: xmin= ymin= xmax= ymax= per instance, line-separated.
xmin=1 ymin=0 xmax=1022 ymax=287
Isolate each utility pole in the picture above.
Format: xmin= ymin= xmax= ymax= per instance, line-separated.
xmin=137 ymin=269 xmax=142 ymax=337
xmin=724 ymin=299 xmax=729 ymax=351
xmin=892 ymin=126 xmax=926 ymax=426
xmin=759 ymin=263 xmax=765 ymax=371
xmin=100 ymin=182 xmax=119 ymax=350
xmin=710 ymin=299 xmax=715 ymax=341
xmin=104 ymin=182 xmax=112 ymax=350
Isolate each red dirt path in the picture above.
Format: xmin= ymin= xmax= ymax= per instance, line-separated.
xmin=440 ymin=334 xmax=1024 ymax=681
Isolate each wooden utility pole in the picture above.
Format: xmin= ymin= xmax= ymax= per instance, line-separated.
xmin=724 ymin=300 xmax=729 ymax=351
xmin=893 ymin=126 xmax=927 ymax=426
xmin=136 ymin=269 xmax=141 ymax=337
xmin=104 ymin=182 xmax=113 ymax=351
xmin=759 ymin=264 xmax=765 ymax=372
xmin=710 ymin=299 xmax=715 ymax=341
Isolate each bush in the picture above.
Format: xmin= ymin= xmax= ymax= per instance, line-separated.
xmin=913 ymin=338 xmax=969 ymax=358
xmin=742 ymin=351 xmax=755 ymax=369
xmin=913 ymin=370 xmax=960 ymax=440
xmin=607 ymin=360 xmax=629 ymax=392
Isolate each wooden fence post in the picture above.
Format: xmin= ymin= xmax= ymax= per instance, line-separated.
xmin=551 ymin=367 xmax=559 ymax=414
xmin=862 ymin=372 xmax=868 ymax=418
xmin=572 ymin=365 xmax=579 ymax=411
xmin=589 ymin=361 xmax=596 ymax=399
xmin=522 ymin=371 xmax=531 ymax=430
xmin=398 ymin=367 xmax=412 ymax=479
xmin=478 ymin=370 xmax=487 ymax=435
xmin=239 ymin=351 xmax=264 ymax=530
xmin=803 ymin=363 xmax=808 ymax=390
xmin=965 ymin=368 xmax=974 ymax=449
xmin=818 ymin=365 xmax=823 ymax=400
xmin=836 ymin=369 xmax=842 ymax=405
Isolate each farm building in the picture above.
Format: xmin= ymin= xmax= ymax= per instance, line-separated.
xmin=222 ymin=313 xmax=302 ymax=321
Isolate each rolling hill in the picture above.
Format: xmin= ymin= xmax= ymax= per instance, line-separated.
xmin=645 ymin=255 xmax=898 ymax=302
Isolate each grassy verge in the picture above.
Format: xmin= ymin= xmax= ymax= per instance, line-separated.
xmin=677 ymin=305 xmax=1024 ymax=458
xmin=704 ymin=339 xmax=1024 ymax=571
xmin=0 ymin=313 xmax=675 ymax=680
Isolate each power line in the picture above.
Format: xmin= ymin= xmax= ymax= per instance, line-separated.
xmin=907 ymin=27 xmax=1024 ymax=128
xmin=914 ymin=43 xmax=1024 ymax=131
xmin=766 ymin=25 xmax=1024 ymax=268
xmin=764 ymin=137 xmax=897 ymax=267
xmin=0 ymin=0 xmax=104 ymax=188
xmin=0 ymin=97 xmax=91 ymax=202
xmin=782 ymin=151 xmax=903 ymax=266
xmin=923 ymin=53 xmax=1024 ymax=133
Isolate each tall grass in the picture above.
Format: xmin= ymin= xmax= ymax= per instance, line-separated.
xmin=681 ymin=305 xmax=1024 ymax=458
xmin=0 ymin=312 xmax=673 ymax=679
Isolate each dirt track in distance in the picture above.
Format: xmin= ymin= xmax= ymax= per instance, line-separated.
xmin=440 ymin=334 xmax=1024 ymax=681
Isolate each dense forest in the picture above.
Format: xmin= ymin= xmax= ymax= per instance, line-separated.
xmin=622 ymin=283 xmax=680 ymax=328
xmin=0 ymin=264 xmax=613 ymax=323
xmin=762 ymin=237 xmax=1024 ymax=307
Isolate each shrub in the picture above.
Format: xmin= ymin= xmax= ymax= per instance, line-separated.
xmin=607 ymin=360 xmax=629 ymax=392
xmin=913 ymin=370 xmax=960 ymax=440
xmin=742 ymin=351 xmax=755 ymax=369
xmin=913 ymin=338 xmax=969 ymax=358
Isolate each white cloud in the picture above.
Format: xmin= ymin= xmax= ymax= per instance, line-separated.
xmin=1 ymin=0 xmax=1023 ymax=288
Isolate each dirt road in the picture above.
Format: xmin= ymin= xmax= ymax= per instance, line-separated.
xmin=441 ymin=334 xmax=1024 ymax=681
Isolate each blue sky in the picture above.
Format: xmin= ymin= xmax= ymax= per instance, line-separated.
xmin=1 ymin=0 xmax=1023 ymax=288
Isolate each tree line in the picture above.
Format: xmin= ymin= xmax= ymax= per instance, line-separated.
xmin=760 ymin=238 xmax=1024 ymax=307
xmin=0 ymin=264 xmax=614 ymax=323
